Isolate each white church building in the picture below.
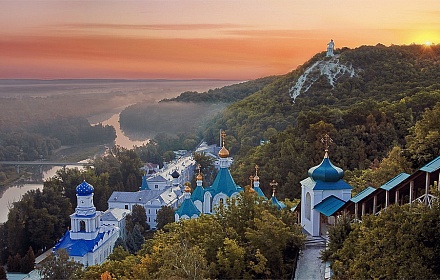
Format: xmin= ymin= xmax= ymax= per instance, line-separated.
xmin=300 ymin=137 xmax=353 ymax=236
xmin=53 ymin=181 xmax=121 ymax=267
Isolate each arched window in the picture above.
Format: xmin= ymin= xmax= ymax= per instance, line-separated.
xmin=80 ymin=220 xmax=86 ymax=231
xmin=219 ymin=198 xmax=224 ymax=205
xmin=305 ymin=192 xmax=311 ymax=220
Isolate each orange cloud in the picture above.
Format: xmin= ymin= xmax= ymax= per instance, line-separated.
xmin=0 ymin=33 xmax=326 ymax=79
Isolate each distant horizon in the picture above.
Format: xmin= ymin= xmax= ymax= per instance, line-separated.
xmin=1 ymin=1 xmax=439 ymax=80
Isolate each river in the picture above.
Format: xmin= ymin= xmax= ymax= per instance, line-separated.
xmin=0 ymin=110 xmax=145 ymax=224
xmin=0 ymin=79 xmax=240 ymax=224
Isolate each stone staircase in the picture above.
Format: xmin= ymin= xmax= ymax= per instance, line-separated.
xmin=304 ymin=235 xmax=327 ymax=248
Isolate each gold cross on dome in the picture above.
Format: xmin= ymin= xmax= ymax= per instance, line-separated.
xmin=321 ymin=133 xmax=333 ymax=151
xmin=270 ymin=180 xmax=278 ymax=194
xmin=255 ymin=165 xmax=259 ymax=176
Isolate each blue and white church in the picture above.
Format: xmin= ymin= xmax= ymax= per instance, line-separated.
xmin=300 ymin=135 xmax=353 ymax=236
xmin=53 ymin=181 xmax=120 ymax=267
xmin=175 ymin=131 xmax=243 ymax=221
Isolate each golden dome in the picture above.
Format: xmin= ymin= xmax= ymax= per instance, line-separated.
xmin=253 ymin=175 xmax=260 ymax=182
xmin=218 ymin=146 xmax=230 ymax=158
xmin=184 ymin=182 xmax=192 ymax=193
xmin=196 ymin=173 xmax=203 ymax=181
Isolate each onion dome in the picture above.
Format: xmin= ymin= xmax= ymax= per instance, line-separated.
xmin=308 ymin=152 xmax=344 ymax=182
xmin=171 ymin=170 xmax=180 ymax=178
xmin=184 ymin=182 xmax=192 ymax=193
xmin=76 ymin=181 xmax=94 ymax=196
xmin=218 ymin=130 xmax=230 ymax=158
xmin=253 ymin=165 xmax=260 ymax=181
xmin=196 ymin=173 xmax=203 ymax=181
xmin=218 ymin=146 xmax=229 ymax=158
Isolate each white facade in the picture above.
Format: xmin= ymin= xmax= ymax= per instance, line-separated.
xmin=300 ymin=151 xmax=352 ymax=237
xmin=54 ymin=181 xmax=120 ymax=267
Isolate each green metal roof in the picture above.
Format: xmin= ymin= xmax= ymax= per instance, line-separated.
xmin=254 ymin=186 xmax=267 ymax=198
xmin=191 ymin=185 xmax=205 ymax=202
xmin=270 ymin=195 xmax=286 ymax=209
xmin=175 ymin=198 xmax=200 ymax=218
xmin=420 ymin=156 xmax=440 ymax=173
xmin=314 ymin=195 xmax=345 ymax=217
xmin=208 ymin=167 xmax=242 ymax=197
xmin=350 ymin=186 xmax=376 ymax=203
xmin=380 ymin=173 xmax=410 ymax=191
xmin=301 ymin=177 xmax=353 ymax=190
xmin=140 ymin=175 xmax=150 ymax=190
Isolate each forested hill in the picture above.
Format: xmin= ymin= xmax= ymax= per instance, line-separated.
xmin=160 ymin=76 xmax=278 ymax=103
xmin=198 ymin=44 xmax=440 ymax=199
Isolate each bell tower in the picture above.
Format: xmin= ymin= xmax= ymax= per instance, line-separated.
xmin=70 ymin=181 xmax=100 ymax=240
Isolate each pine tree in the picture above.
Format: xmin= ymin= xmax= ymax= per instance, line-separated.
xmin=0 ymin=266 xmax=7 ymax=280
xmin=20 ymin=247 xmax=35 ymax=273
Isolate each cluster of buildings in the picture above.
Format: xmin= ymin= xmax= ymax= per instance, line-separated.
xmin=299 ymin=135 xmax=440 ymax=237
xmin=52 ymin=132 xmax=440 ymax=267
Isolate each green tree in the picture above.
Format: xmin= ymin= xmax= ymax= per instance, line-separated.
xmin=39 ymin=249 xmax=83 ymax=280
xmin=126 ymin=225 xmax=145 ymax=254
xmin=20 ymin=246 xmax=35 ymax=273
xmin=330 ymin=204 xmax=440 ymax=279
xmin=155 ymin=206 xmax=175 ymax=230
xmin=125 ymin=204 xmax=149 ymax=234
xmin=0 ymin=266 xmax=6 ymax=280
xmin=406 ymin=102 xmax=440 ymax=167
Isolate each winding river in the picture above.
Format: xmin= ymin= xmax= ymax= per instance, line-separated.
xmin=0 ymin=110 xmax=147 ymax=224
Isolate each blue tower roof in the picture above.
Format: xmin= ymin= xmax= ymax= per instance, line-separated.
xmin=270 ymin=195 xmax=286 ymax=210
xmin=308 ymin=152 xmax=344 ymax=182
xmin=175 ymin=198 xmax=201 ymax=218
xmin=140 ymin=175 xmax=150 ymax=190
xmin=76 ymin=181 xmax=94 ymax=196
xmin=253 ymin=186 xmax=267 ymax=198
xmin=208 ymin=167 xmax=242 ymax=197
xmin=191 ymin=185 xmax=205 ymax=202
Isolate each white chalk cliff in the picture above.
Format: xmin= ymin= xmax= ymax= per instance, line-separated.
xmin=289 ymin=56 xmax=357 ymax=102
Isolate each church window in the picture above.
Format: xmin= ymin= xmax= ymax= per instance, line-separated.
xmin=148 ymin=209 xmax=150 ymax=214
xmin=219 ymin=198 xmax=224 ymax=205
xmin=80 ymin=220 xmax=86 ymax=231
xmin=155 ymin=185 xmax=159 ymax=189
xmin=305 ymin=192 xmax=311 ymax=220
xmin=148 ymin=217 xmax=150 ymax=222
xmin=125 ymin=205 xmax=128 ymax=210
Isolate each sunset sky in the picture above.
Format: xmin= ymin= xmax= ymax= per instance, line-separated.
xmin=1 ymin=0 xmax=440 ymax=80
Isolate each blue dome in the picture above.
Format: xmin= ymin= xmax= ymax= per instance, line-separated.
xmin=76 ymin=181 xmax=94 ymax=196
xmin=308 ymin=155 xmax=344 ymax=182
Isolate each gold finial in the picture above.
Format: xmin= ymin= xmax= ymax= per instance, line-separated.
xmin=218 ymin=130 xmax=230 ymax=158
xmin=320 ymin=133 xmax=333 ymax=157
xmin=270 ymin=180 xmax=278 ymax=196
xmin=253 ymin=165 xmax=260 ymax=181
xmin=184 ymin=181 xmax=191 ymax=193
xmin=221 ymin=130 xmax=226 ymax=147
xmin=196 ymin=164 xmax=203 ymax=180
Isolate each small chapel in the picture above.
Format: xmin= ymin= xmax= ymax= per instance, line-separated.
xmin=300 ymin=134 xmax=353 ymax=236
xmin=53 ymin=181 xmax=120 ymax=267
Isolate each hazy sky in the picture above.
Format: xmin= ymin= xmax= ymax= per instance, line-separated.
xmin=1 ymin=0 xmax=439 ymax=80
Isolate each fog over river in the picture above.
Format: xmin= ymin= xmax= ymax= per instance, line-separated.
xmin=0 ymin=79 xmax=239 ymax=223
